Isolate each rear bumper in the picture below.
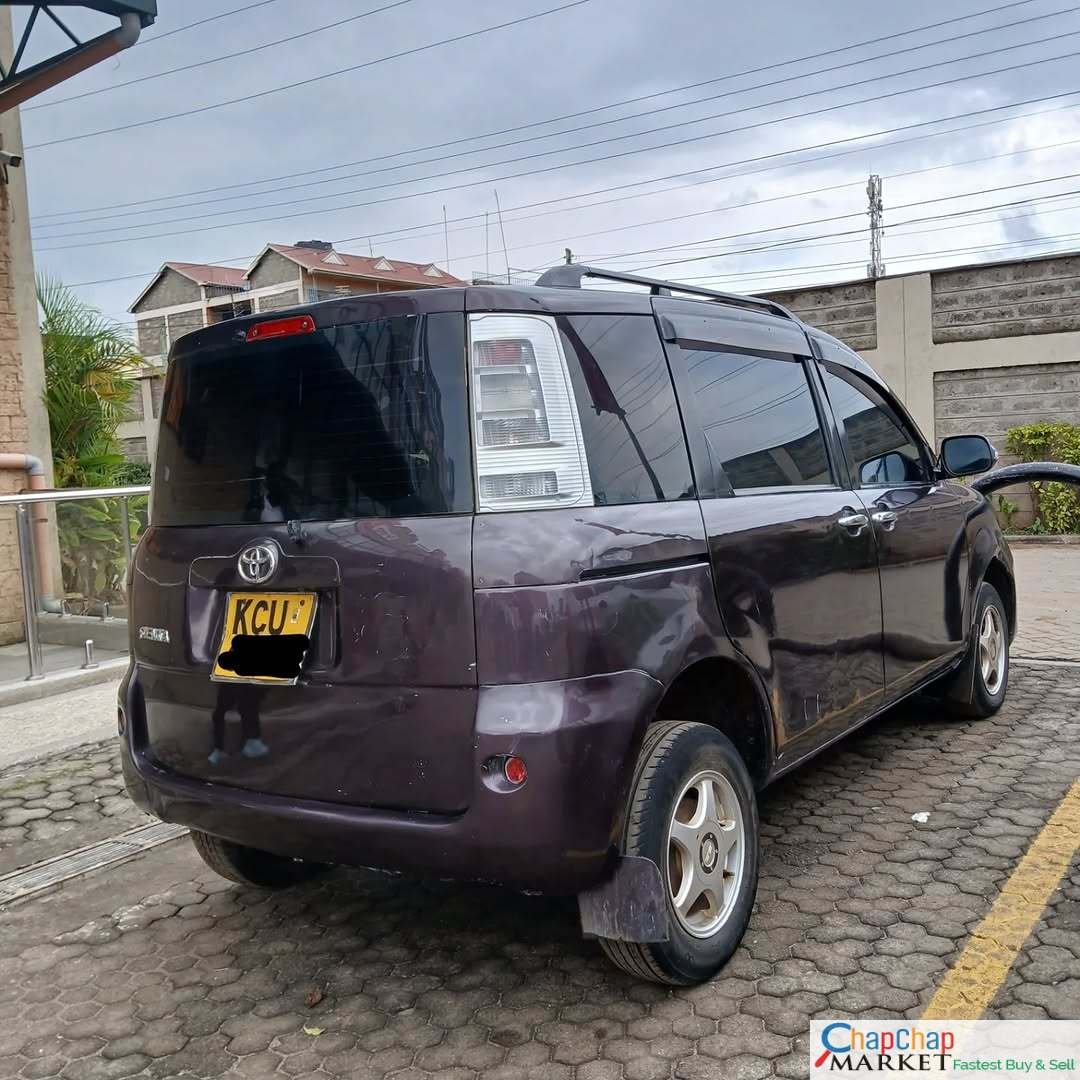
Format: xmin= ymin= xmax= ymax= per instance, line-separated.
xmin=120 ymin=664 xmax=662 ymax=894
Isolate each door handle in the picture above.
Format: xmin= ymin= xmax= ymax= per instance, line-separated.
xmin=872 ymin=510 xmax=898 ymax=530
xmin=837 ymin=512 xmax=869 ymax=532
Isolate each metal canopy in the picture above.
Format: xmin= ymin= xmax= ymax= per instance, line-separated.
xmin=0 ymin=1 xmax=157 ymax=114
xmin=16 ymin=1 xmax=156 ymax=24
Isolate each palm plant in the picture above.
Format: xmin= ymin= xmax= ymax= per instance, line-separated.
xmin=37 ymin=274 xmax=142 ymax=487
xmin=37 ymin=275 xmax=145 ymax=609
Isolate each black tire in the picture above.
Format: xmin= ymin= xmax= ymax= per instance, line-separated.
xmin=190 ymin=830 xmax=328 ymax=888
xmin=946 ymin=581 xmax=1010 ymax=718
xmin=598 ymin=721 xmax=759 ymax=985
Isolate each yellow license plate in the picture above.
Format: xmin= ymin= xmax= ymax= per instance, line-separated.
xmin=212 ymin=591 xmax=318 ymax=685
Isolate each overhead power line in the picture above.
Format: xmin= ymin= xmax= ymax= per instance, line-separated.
xmin=131 ymin=0 xmax=281 ymax=46
xmin=698 ymin=229 xmax=1080 ymax=292
xmin=30 ymin=0 xmax=1071 ymax=221
xmin=628 ymin=184 xmax=1080 ymax=273
xmin=24 ymin=0 xmax=416 ymax=112
xmin=97 ymin=199 xmax=1080 ymax=332
xmin=32 ymin=44 xmax=1080 ymax=249
xmin=45 ymin=87 xmax=1080 ymax=282
xmin=24 ymin=0 xmax=598 ymax=150
xmin=593 ymin=192 xmax=1080 ymax=279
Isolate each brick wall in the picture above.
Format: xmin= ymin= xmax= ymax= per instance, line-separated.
xmin=166 ymin=309 xmax=203 ymax=346
xmin=127 ymin=381 xmax=144 ymax=421
xmin=931 ymin=254 xmax=1080 ymax=343
xmin=121 ymin=437 xmax=148 ymax=463
xmin=257 ymin=288 xmax=301 ymax=311
xmin=0 ymin=179 xmax=29 ymax=643
xmin=248 ymin=250 xmax=299 ymax=289
xmin=759 ymin=281 xmax=877 ymax=350
xmin=933 ymin=360 xmax=1080 ymax=526
xmin=136 ymin=316 xmax=166 ymax=358
xmin=132 ymin=267 xmax=200 ymax=312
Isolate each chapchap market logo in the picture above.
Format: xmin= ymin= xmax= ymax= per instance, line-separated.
xmin=815 ymin=1022 xmax=955 ymax=1072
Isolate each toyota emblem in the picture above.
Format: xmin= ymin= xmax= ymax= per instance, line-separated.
xmin=237 ymin=542 xmax=279 ymax=585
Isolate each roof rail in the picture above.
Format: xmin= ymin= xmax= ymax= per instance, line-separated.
xmin=534 ymin=263 xmax=797 ymax=321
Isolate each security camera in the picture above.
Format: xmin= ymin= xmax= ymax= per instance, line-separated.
xmin=0 ymin=151 xmax=23 ymax=168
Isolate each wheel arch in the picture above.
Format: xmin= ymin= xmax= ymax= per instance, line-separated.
xmin=646 ymin=655 xmax=774 ymax=789
xmin=982 ymin=555 xmax=1016 ymax=641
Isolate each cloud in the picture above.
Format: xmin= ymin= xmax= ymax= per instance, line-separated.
xmin=15 ymin=0 xmax=1080 ymax=320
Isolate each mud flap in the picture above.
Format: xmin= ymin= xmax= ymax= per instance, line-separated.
xmin=578 ymin=855 xmax=669 ymax=943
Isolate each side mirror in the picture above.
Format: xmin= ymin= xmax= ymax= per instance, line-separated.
xmin=859 ymin=451 xmax=920 ymax=485
xmin=939 ymin=434 xmax=997 ymax=477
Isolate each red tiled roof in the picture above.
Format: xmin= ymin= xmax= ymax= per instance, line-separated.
xmin=166 ymin=262 xmax=248 ymax=288
xmin=255 ymin=244 xmax=465 ymax=287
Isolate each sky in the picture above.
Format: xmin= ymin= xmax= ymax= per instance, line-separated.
xmin=14 ymin=0 xmax=1080 ymax=330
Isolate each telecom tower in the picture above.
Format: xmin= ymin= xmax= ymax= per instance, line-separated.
xmin=867 ymin=174 xmax=885 ymax=279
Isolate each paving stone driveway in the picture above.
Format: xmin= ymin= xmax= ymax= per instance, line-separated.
xmin=0 ymin=741 xmax=148 ymax=875
xmin=0 ymin=665 xmax=1077 ymax=1079
xmin=1011 ymin=544 xmax=1080 ymax=660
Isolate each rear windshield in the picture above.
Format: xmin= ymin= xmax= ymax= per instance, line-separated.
xmin=152 ymin=312 xmax=472 ymax=526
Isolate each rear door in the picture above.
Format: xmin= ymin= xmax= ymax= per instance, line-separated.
xmin=658 ymin=301 xmax=885 ymax=764
xmin=815 ymin=347 xmax=970 ymax=694
xmin=130 ymin=296 xmax=480 ymax=813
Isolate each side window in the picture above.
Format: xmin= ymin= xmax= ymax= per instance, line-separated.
xmin=820 ymin=364 xmax=929 ymax=486
xmin=682 ymin=348 xmax=831 ymax=491
xmin=558 ymin=315 xmax=695 ymax=505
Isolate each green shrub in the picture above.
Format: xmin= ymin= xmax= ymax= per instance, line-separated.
xmin=1004 ymin=421 xmax=1080 ymax=534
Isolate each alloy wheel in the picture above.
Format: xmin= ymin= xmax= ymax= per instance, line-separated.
xmin=978 ymin=604 xmax=1006 ymax=695
xmin=665 ymin=769 xmax=745 ymax=938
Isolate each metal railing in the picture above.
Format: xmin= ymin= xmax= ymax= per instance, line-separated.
xmin=0 ymin=484 xmax=150 ymax=681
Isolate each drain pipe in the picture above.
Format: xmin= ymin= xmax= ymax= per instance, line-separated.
xmin=0 ymin=454 xmax=52 ymax=600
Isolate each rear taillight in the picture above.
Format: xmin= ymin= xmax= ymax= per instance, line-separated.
xmin=469 ymin=313 xmax=592 ymax=512
xmin=246 ymin=314 xmax=316 ymax=342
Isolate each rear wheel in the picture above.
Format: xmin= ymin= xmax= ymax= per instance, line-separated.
xmin=190 ymin=830 xmax=328 ymax=888
xmin=599 ymin=721 xmax=759 ymax=985
xmin=946 ymin=581 xmax=1010 ymax=718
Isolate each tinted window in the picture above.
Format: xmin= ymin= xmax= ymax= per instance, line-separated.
xmin=683 ymin=349 xmax=830 ymax=490
xmin=153 ymin=312 xmax=472 ymax=526
xmin=558 ymin=315 xmax=694 ymax=504
xmin=820 ymin=365 xmax=928 ymax=485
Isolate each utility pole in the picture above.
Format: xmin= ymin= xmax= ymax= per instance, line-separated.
xmin=494 ymin=189 xmax=510 ymax=283
xmin=867 ymin=173 xmax=885 ymax=279
xmin=564 ymin=247 xmax=574 ymax=264
xmin=442 ymin=205 xmax=450 ymax=272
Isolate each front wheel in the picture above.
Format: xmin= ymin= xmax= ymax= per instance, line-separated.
xmin=599 ymin=722 xmax=759 ymax=985
xmin=946 ymin=581 xmax=1010 ymax=718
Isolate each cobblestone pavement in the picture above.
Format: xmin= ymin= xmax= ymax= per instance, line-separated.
xmin=0 ymin=665 xmax=1077 ymax=1079
xmin=1011 ymin=544 xmax=1080 ymax=660
xmin=0 ymin=740 xmax=148 ymax=875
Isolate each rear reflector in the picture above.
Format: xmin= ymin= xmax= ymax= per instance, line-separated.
xmin=503 ymin=756 xmax=527 ymax=786
xmin=246 ymin=315 xmax=316 ymax=342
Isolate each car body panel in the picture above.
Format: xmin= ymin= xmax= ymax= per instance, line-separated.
xmin=121 ymin=280 xmax=1016 ymax=895
xmin=130 ymin=516 xmax=477 ymax=814
xmin=697 ymin=490 xmax=885 ymax=762
xmin=856 ymin=480 xmax=971 ymax=694
xmin=121 ymin=667 xmax=663 ymax=892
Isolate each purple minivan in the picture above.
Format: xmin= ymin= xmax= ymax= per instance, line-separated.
xmin=120 ymin=265 xmax=1013 ymax=984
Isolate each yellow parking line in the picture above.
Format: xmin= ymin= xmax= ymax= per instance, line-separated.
xmin=923 ymin=778 xmax=1080 ymax=1020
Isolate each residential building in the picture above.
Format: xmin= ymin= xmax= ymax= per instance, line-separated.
xmin=123 ymin=241 xmax=464 ymax=461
